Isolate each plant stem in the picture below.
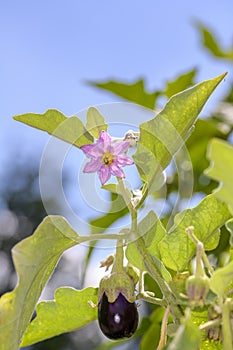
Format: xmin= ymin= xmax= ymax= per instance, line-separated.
xmin=117 ymin=177 xmax=183 ymax=322
xmin=135 ymin=236 xmax=183 ymax=321
xmin=222 ymin=298 xmax=233 ymax=350
xmin=199 ymin=318 xmax=221 ymax=331
xmin=111 ymin=239 xmax=124 ymax=273
xmin=185 ymin=226 xmax=214 ymax=274
xmin=78 ymin=233 xmax=128 ymax=244
xmin=157 ymin=306 xmax=170 ymax=350
xmin=137 ymin=292 xmax=166 ymax=307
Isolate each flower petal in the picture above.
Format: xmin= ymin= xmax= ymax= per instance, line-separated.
xmin=83 ymin=158 xmax=102 ymax=173
xmin=113 ymin=141 xmax=130 ymax=155
xmin=110 ymin=163 xmax=126 ymax=178
xmin=98 ymin=130 xmax=111 ymax=143
xmin=81 ymin=143 xmax=104 ymax=159
xmin=115 ymin=155 xmax=134 ymax=166
xmin=98 ymin=131 xmax=112 ymax=152
xmin=98 ymin=165 xmax=111 ymax=185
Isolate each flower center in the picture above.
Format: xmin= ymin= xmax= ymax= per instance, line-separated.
xmin=102 ymin=152 xmax=114 ymax=166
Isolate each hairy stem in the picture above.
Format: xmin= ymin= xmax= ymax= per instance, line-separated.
xmin=117 ymin=177 xmax=183 ymax=322
xmin=111 ymin=239 xmax=124 ymax=273
xmin=222 ymin=299 xmax=233 ymax=350
xmin=157 ymin=306 xmax=170 ymax=350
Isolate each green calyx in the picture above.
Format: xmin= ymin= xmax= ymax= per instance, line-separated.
xmin=186 ymin=274 xmax=210 ymax=307
xmin=98 ymin=271 xmax=136 ymax=303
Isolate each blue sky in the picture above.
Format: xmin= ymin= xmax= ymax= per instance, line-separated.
xmin=1 ymin=0 xmax=232 ymax=204
xmin=1 ymin=1 xmax=233 ymax=119
xmin=1 ymin=0 xmax=233 ymax=289
xmin=1 ymin=0 xmax=233 ymax=229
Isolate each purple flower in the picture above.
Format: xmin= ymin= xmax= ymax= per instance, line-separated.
xmin=80 ymin=131 xmax=134 ymax=185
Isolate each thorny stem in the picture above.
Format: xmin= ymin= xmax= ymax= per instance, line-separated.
xmin=117 ymin=177 xmax=183 ymax=322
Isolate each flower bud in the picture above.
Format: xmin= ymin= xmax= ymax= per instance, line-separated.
xmin=186 ymin=274 xmax=210 ymax=307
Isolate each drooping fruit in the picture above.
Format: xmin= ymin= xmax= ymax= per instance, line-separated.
xmin=98 ymin=292 xmax=138 ymax=339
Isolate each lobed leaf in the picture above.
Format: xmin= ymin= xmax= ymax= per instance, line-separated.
xmin=163 ymin=68 xmax=197 ymax=98
xmin=0 ymin=215 xmax=81 ymax=350
xmin=87 ymin=79 xmax=160 ymax=109
xmin=13 ymin=109 xmax=93 ymax=147
xmin=158 ymin=195 xmax=231 ymax=271
xmin=21 ymin=287 xmax=98 ymax=347
xmin=205 ymin=138 xmax=233 ymax=214
xmin=133 ymin=73 xmax=227 ymax=192
xmin=196 ymin=23 xmax=233 ymax=61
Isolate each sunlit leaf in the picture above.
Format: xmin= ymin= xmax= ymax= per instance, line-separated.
xmin=163 ymin=312 xmax=200 ymax=350
xmin=0 ymin=216 xmax=81 ymax=350
xmin=158 ymin=195 xmax=231 ymax=271
xmin=196 ymin=23 xmax=233 ymax=61
xmin=164 ymin=68 xmax=197 ymax=98
xmin=185 ymin=119 xmax=228 ymax=194
xmin=191 ymin=310 xmax=222 ymax=350
xmin=209 ymin=260 xmax=233 ymax=297
xmin=88 ymin=79 xmax=160 ymax=109
xmin=21 ymin=287 xmax=98 ymax=347
xmin=205 ymin=138 xmax=233 ymax=214
xmin=126 ymin=211 xmax=172 ymax=283
xmin=134 ymin=73 xmax=227 ymax=192
xmin=13 ymin=109 xmax=93 ymax=147
xmin=86 ymin=106 xmax=108 ymax=138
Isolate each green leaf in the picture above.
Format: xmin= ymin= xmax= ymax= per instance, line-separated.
xmin=13 ymin=109 xmax=93 ymax=147
xmin=140 ymin=308 xmax=164 ymax=350
xmin=205 ymin=138 xmax=233 ymax=214
xmin=86 ymin=106 xmax=108 ymax=138
xmin=88 ymin=79 xmax=160 ymax=109
xmin=164 ymin=68 xmax=197 ymax=98
xmin=209 ymin=260 xmax=233 ymax=297
xmin=21 ymin=287 xmax=98 ymax=347
xmin=164 ymin=312 xmax=200 ymax=350
xmin=0 ymin=215 xmax=81 ymax=350
xmin=158 ymin=195 xmax=231 ymax=271
xmin=126 ymin=211 xmax=172 ymax=283
xmin=191 ymin=310 xmax=222 ymax=350
xmin=90 ymin=192 xmax=129 ymax=234
xmin=196 ymin=23 xmax=233 ymax=61
xmin=133 ymin=73 xmax=227 ymax=191
xmin=185 ymin=118 xmax=228 ymax=194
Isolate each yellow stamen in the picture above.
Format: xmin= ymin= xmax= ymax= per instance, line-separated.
xmin=102 ymin=152 xmax=114 ymax=165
